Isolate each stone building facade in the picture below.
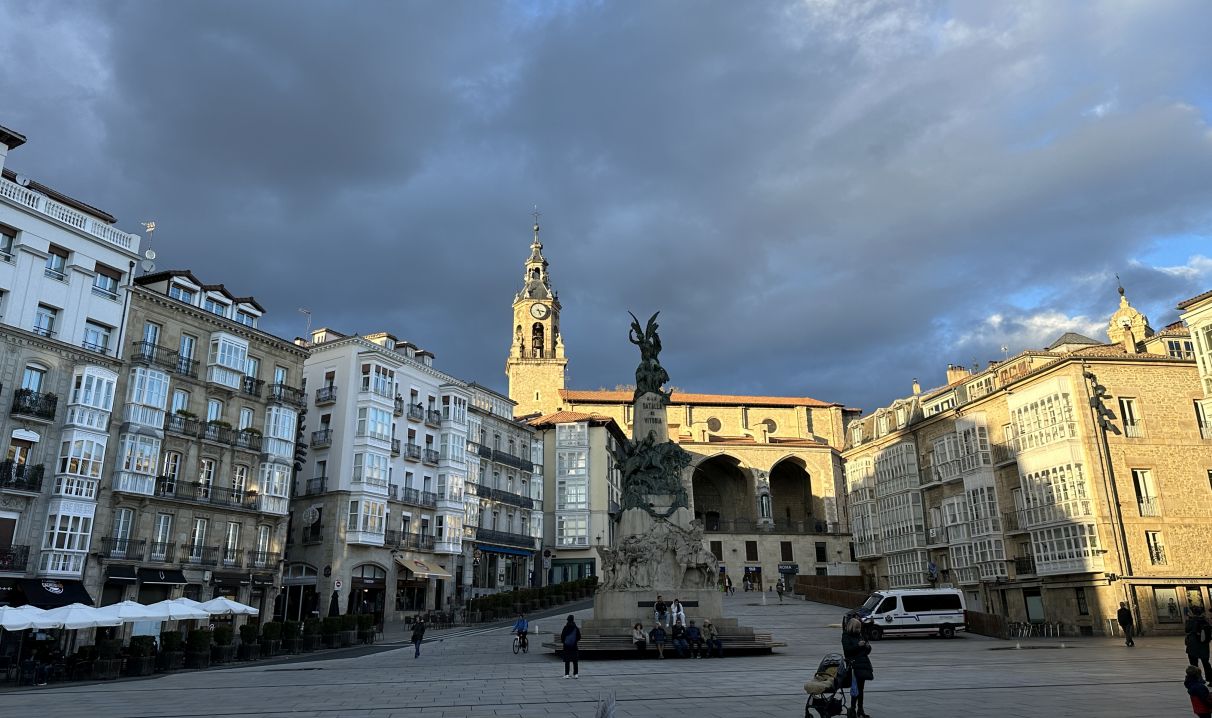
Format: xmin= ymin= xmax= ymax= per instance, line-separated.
xmin=289 ymin=329 xmax=471 ymax=625
xmin=463 ymin=384 xmax=543 ymax=597
xmin=89 ymin=270 xmax=306 ymax=620
xmin=844 ymin=290 xmax=1212 ymax=635
xmin=0 ymin=124 xmax=143 ymax=608
xmin=504 ymin=223 xmax=860 ymax=588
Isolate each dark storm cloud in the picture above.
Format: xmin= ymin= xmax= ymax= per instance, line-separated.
xmin=3 ymin=0 xmax=1212 ymax=411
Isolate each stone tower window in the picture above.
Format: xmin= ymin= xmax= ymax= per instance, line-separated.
xmin=531 ymin=323 xmax=545 ymax=358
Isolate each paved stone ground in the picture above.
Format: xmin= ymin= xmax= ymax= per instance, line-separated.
xmin=1 ymin=594 xmax=1193 ymax=717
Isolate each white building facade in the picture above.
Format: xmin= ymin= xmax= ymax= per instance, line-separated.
xmin=290 ymin=329 xmax=470 ymax=624
xmin=0 ymin=124 xmax=142 ymax=607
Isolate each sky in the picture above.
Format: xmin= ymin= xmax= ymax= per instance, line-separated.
xmin=2 ymin=1 xmax=1211 ymax=413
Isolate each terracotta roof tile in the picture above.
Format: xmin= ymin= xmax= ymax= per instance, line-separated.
xmin=526 ymin=410 xmax=621 ymax=430
xmin=559 ymin=389 xmax=838 ymax=408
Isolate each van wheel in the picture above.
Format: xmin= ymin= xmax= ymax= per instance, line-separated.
xmin=939 ymin=625 xmax=955 ymax=639
xmin=866 ymin=626 xmax=882 ymax=641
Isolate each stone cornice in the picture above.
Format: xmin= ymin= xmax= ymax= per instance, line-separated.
xmin=0 ymin=326 xmax=124 ymax=369
xmin=315 ymin=335 xmax=468 ymax=387
xmin=133 ymin=287 xmax=307 ymax=358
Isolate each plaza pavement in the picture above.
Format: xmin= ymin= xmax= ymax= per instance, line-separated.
xmin=0 ymin=593 xmax=1194 ymax=717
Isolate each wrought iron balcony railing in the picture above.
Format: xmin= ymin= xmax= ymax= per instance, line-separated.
xmin=311 ymin=429 xmax=332 ymax=448
xmin=11 ymin=389 xmax=57 ymax=421
xmin=0 ymin=544 xmax=30 ymax=572
xmin=407 ymin=403 xmax=424 ymax=421
xmin=181 ymin=544 xmax=220 ymax=566
xmin=268 ymin=383 xmax=306 ymax=406
xmin=474 ymin=526 xmax=536 ymax=550
xmin=0 ymin=461 xmax=45 ymax=492
xmin=98 ymin=537 xmax=147 ymax=560
xmin=315 ymin=385 xmax=337 ymax=405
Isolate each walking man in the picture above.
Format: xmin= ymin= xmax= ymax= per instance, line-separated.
xmin=1186 ymin=606 xmax=1212 ymax=683
xmin=411 ymin=617 xmax=426 ymax=658
xmin=776 ymin=579 xmax=786 ymax=603
xmin=1117 ymin=602 xmax=1135 ymax=647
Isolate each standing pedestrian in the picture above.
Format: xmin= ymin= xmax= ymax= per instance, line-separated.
xmin=560 ymin=615 xmax=581 ymax=679
xmin=842 ymin=617 xmax=874 ymax=718
xmin=411 ymin=618 xmax=426 ymax=659
xmin=1117 ymin=602 xmax=1135 ymax=647
xmin=776 ymin=579 xmax=786 ymax=603
xmin=1186 ymin=606 xmax=1212 ymax=683
xmin=1187 ymin=665 xmax=1212 ymax=718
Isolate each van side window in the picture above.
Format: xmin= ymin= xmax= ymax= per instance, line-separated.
xmin=902 ymin=594 xmax=962 ymax=612
xmin=876 ymin=596 xmax=897 ymax=613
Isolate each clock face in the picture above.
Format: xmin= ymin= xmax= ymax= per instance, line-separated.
xmin=303 ymin=507 xmax=320 ymax=526
xmin=530 ymin=304 xmax=549 ymax=319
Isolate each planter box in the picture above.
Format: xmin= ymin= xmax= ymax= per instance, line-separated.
xmin=93 ymin=658 xmax=124 ymax=680
xmin=237 ymin=643 xmax=260 ymax=661
xmin=357 ymin=629 xmax=375 ymax=645
xmin=339 ymin=630 xmax=357 ymax=647
xmin=261 ymin=639 xmax=281 ymax=657
xmin=125 ymin=656 xmax=156 ymax=677
xmin=156 ymin=651 xmax=184 ymax=672
xmin=322 ymin=633 xmax=340 ymax=648
xmin=185 ymin=651 xmax=211 ymax=669
xmin=210 ymin=645 xmax=236 ymax=664
xmin=301 ymin=635 xmax=320 ymax=652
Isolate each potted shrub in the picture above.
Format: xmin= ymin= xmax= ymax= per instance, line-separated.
xmin=238 ymin=623 xmax=260 ymax=661
xmin=356 ymin=614 xmax=376 ymax=644
xmin=93 ymin=639 xmax=124 ymax=680
xmin=158 ymin=630 xmax=185 ymax=672
xmin=280 ymin=621 xmax=300 ymax=654
xmin=340 ymin=613 xmax=358 ymax=647
xmin=186 ymin=628 xmax=211 ymax=669
xmin=261 ymin=621 xmax=282 ymax=656
xmin=302 ymin=617 xmax=321 ymax=652
xmin=321 ymin=616 xmax=342 ymax=648
xmin=125 ymin=636 xmax=157 ymax=676
xmin=211 ymin=624 xmax=236 ymax=664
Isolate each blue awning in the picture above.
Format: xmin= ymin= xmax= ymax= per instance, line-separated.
xmin=477 ymin=544 xmax=532 ymax=557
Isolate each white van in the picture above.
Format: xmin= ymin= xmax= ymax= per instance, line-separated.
xmin=855 ymin=588 xmax=967 ymax=639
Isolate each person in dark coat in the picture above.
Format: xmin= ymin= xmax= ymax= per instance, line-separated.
xmin=1187 ymin=665 xmax=1212 ymax=718
xmin=1186 ymin=606 xmax=1212 ymax=683
xmin=842 ymin=618 xmax=874 ymax=718
xmin=1117 ymin=602 xmax=1135 ymax=647
xmin=410 ymin=618 xmax=426 ymax=659
xmin=560 ymin=615 xmax=581 ymax=678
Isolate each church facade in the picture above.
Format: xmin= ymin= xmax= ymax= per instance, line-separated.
xmin=505 ymin=222 xmax=860 ymax=588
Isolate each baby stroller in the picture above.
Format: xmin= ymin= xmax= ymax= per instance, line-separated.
xmin=803 ymin=652 xmax=850 ymax=718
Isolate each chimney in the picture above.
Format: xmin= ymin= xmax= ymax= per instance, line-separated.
xmin=945 ymin=363 xmax=971 ymax=385
xmin=912 ymin=378 xmax=921 ymax=396
xmin=1121 ymin=323 xmax=1138 ymax=355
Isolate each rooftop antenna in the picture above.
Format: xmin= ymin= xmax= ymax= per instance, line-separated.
xmin=139 ymin=220 xmax=157 ymax=275
xmin=1115 ymin=273 xmax=1124 ymax=296
xmin=298 ymin=307 xmax=312 ymax=335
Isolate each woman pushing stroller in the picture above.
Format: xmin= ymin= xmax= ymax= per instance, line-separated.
xmin=842 ymin=617 xmax=875 ymax=718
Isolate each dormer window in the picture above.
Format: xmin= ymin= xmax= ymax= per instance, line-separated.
xmin=204 ymin=297 xmax=230 ymax=317
xmin=236 ymin=310 xmax=258 ymax=328
xmin=169 ymin=283 xmax=196 ymax=304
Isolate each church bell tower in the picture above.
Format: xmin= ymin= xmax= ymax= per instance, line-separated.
xmin=506 ymin=217 xmax=567 ymax=417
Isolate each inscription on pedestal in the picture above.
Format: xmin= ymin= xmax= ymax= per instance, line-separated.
xmin=633 ymin=391 xmax=669 ymax=443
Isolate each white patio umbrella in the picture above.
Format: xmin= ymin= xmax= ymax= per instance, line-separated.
xmin=0 ymin=605 xmax=55 ymax=631
xmin=147 ymin=598 xmax=210 ymax=620
xmin=40 ymin=603 xmax=122 ymax=630
xmin=92 ymin=600 xmax=170 ymax=623
xmin=198 ymin=596 xmax=259 ymax=616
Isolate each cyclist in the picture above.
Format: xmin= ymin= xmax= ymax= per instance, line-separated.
xmin=512 ymin=612 xmax=529 ymax=651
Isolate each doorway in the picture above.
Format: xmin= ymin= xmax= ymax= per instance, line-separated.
xmin=1023 ymin=587 xmax=1045 ymax=623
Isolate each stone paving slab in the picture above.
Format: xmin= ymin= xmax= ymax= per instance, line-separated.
xmin=0 ymin=595 xmax=1194 ymax=717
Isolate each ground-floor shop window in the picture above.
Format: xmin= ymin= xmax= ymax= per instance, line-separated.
xmin=1153 ymin=587 xmax=1182 ymax=623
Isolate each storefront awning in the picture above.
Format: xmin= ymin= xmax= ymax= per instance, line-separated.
xmin=18 ymin=579 xmax=94 ymax=608
xmin=137 ymin=568 xmax=188 ymax=585
xmin=105 ymin=564 xmax=139 ymax=583
xmin=477 ymin=544 xmax=532 ymax=557
xmin=394 ymin=553 xmax=452 ymax=580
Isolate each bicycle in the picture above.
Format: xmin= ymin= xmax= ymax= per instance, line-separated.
xmin=512 ymin=631 xmax=529 ymax=654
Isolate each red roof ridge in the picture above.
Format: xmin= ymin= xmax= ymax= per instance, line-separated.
xmin=559 ymin=388 xmax=839 ymax=408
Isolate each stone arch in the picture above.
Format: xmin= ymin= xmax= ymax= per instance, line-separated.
xmin=770 ymin=456 xmax=820 ymax=531
xmin=531 ymin=322 xmax=545 ymax=358
xmin=691 ymin=453 xmax=757 ymax=532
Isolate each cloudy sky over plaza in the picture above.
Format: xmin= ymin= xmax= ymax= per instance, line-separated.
xmin=3 ymin=1 xmax=1211 ymax=411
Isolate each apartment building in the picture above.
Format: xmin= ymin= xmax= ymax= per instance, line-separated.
xmin=0 ymin=125 xmax=142 ymax=608
xmin=529 ymin=411 xmax=625 ymax=583
xmin=87 ymin=270 xmax=305 ymax=617
xmin=290 ymin=329 xmax=470 ymax=625
xmin=843 ymin=289 xmax=1212 ymax=634
xmin=463 ymin=384 xmax=543 ymax=596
